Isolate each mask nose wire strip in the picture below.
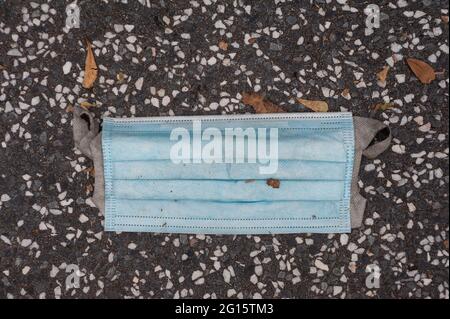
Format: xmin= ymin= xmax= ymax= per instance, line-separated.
xmin=350 ymin=117 xmax=392 ymax=228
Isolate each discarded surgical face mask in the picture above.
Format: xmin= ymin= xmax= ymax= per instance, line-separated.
xmin=73 ymin=108 xmax=391 ymax=235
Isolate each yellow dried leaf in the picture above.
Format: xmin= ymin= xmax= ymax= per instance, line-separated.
xmin=80 ymin=101 xmax=96 ymax=109
xmin=266 ymin=178 xmax=280 ymax=189
xmin=82 ymin=40 xmax=98 ymax=89
xmin=377 ymin=66 xmax=389 ymax=84
xmin=116 ymin=72 xmax=125 ymax=83
xmin=241 ymin=92 xmax=284 ymax=113
xmin=218 ymin=40 xmax=228 ymax=51
xmin=297 ymin=98 xmax=328 ymax=112
xmin=406 ymin=58 xmax=435 ymax=84
xmin=341 ymin=88 xmax=350 ymax=98
xmin=372 ymin=102 xmax=395 ymax=111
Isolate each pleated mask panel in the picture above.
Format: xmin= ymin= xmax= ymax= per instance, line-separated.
xmin=102 ymin=112 xmax=355 ymax=234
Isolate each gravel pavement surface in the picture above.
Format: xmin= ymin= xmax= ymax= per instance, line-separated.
xmin=0 ymin=0 xmax=448 ymax=299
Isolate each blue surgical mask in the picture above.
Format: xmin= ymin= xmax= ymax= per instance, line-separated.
xmin=101 ymin=112 xmax=355 ymax=234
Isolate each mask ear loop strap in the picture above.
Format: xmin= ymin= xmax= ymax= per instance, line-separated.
xmin=73 ymin=106 xmax=105 ymax=214
xmin=350 ymin=117 xmax=392 ymax=229
xmin=73 ymin=106 xmax=100 ymax=159
xmin=362 ymin=124 xmax=392 ymax=159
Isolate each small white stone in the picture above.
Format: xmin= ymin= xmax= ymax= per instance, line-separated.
xmin=395 ymin=74 xmax=405 ymax=83
xmin=79 ymin=214 xmax=89 ymax=223
xmin=192 ymin=270 xmax=203 ymax=281
xmin=209 ymin=102 xmax=219 ymax=110
xmin=255 ymin=265 xmax=263 ymax=276
xmin=207 ymin=56 xmax=217 ymax=65
xmin=63 ymin=61 xmax=72 ymax=75
xmin=162 ymin=96 xmax=170 ymax=106
xmin=419 ymin=123 xmax=431 ymax=132
xmin=340 ymin=234 xmax=349 ymax=246
xmin=407 ymin=203 xmax=416 ymax=212
xmin=333 ymin=286 xmax=343 ymax=296
xmin=151 ymin=97 xmax=159 ymax=107
xmin=21 ymin=239 xmax=32 ymax=247
xmin=223 ymin=269 xmax=231 ymax=283
xmin=214 ymin=20 xmax=226 ymax=29
xmin=392 ymin=144 xmax=406 ymax=154
xmin=124 ymin=24 xmax=134 ymax=32
xmin=347 ymin=243 xmax=358 ymax=252
xmin=127 ymin=36 xmax=137 ymax=43
xmin=135 ymin=77 xmax=144 ymax=90
xmin=391 ymin=43 xmax=402 ymax=53
xmin=22 ymin=266 xmax=31 ymax=275
xmin=314 ymin=259 xmax=329 ymax=272
xmin=114 ymin=24 xmax=124 ymax=32
xmin=1 ymin=194 xmax=11 ymax=202
xmin=128 ymin=243 xmax=137 ymax=250
xmin=7 ymin=48 xmax=21 ymax=56
xmin=31 ymin=96 xmax=40 ymax=106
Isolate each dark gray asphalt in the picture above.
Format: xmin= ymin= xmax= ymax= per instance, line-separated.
xmin=0 ymin=0 xmax=448 ymax=299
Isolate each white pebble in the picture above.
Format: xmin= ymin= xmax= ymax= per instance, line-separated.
xmin=63 ymin=61 xmax=72 ymax=75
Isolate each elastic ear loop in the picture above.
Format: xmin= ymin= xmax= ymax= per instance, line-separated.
xmin=350 ymin=117 xmax=392 ymax=229
xmin=73 ymin=106 xmax=100 ymax=159
xmin=363 ymin=125 xmax=392 ymax=159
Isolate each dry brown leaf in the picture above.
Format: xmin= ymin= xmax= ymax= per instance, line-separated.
xmin=341 ymin=88 xmax=350 ymax=98
xmin=85 ymin=184 xmax=94 ymax=194
xmin=406 ymin=58 xmax=435 ymax=84
xmin=66 ymin=105 xmax=74 ymax=113
xmin=0 ymin=64 xmax=5 ymax=70
xmin=248 ymin=37 xmax=257 ymax=44
xmin=241 ymin=92 xmax=284 ymax=113
xmin=297 ymin=98 xmax=328 ymax=112
xmin=377 ymin=66 xmax=390 ymax=84
xmin=116 ymin=72 xmax=125 ymax=83
xmin=372 ymin=102 xmax=395 ymax=111
xmin=218 ymin=40 xmax=228 ymax=51
xmin=444 ymin=240 xmax=449 ymax=251
xmin=266 ymin=179 xmax=280 ymax=189
xmin=80 ymin=101 xmax=96 ymax=109
xmin=82 ymin=40 xmax=98 ymax=89
xmin=442 ymin=15 xmax=449 ymax=24
xmin=82 ymin=166 xmax=96 ymax=176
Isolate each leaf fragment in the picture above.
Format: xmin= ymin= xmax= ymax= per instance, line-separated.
xmin=82 ymin=40 xmax=98 ymax=89
xmin=218 ymin=40 xmax=228 ymax=51
xmin=241 ymin=92 xmax=284 ymax=113
xmin=116 ymin=72 xmax=125 ymax=83
xmin=297 ymin=98 xmax=329 ymax=112
xmin=80 ymin=101 xmax=96 ymax=109
xmin=266 ymin=179 xmax=280 ymax=189
xmin=341 ymin=88 xmax=350 ymax=98
xmin=406 ymin=58 xmax=435 ymax=84
xmin=372 ymin=102 xmax=395 ymax=111
xmin=377 ymin=66 xmax=389 ymax=84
